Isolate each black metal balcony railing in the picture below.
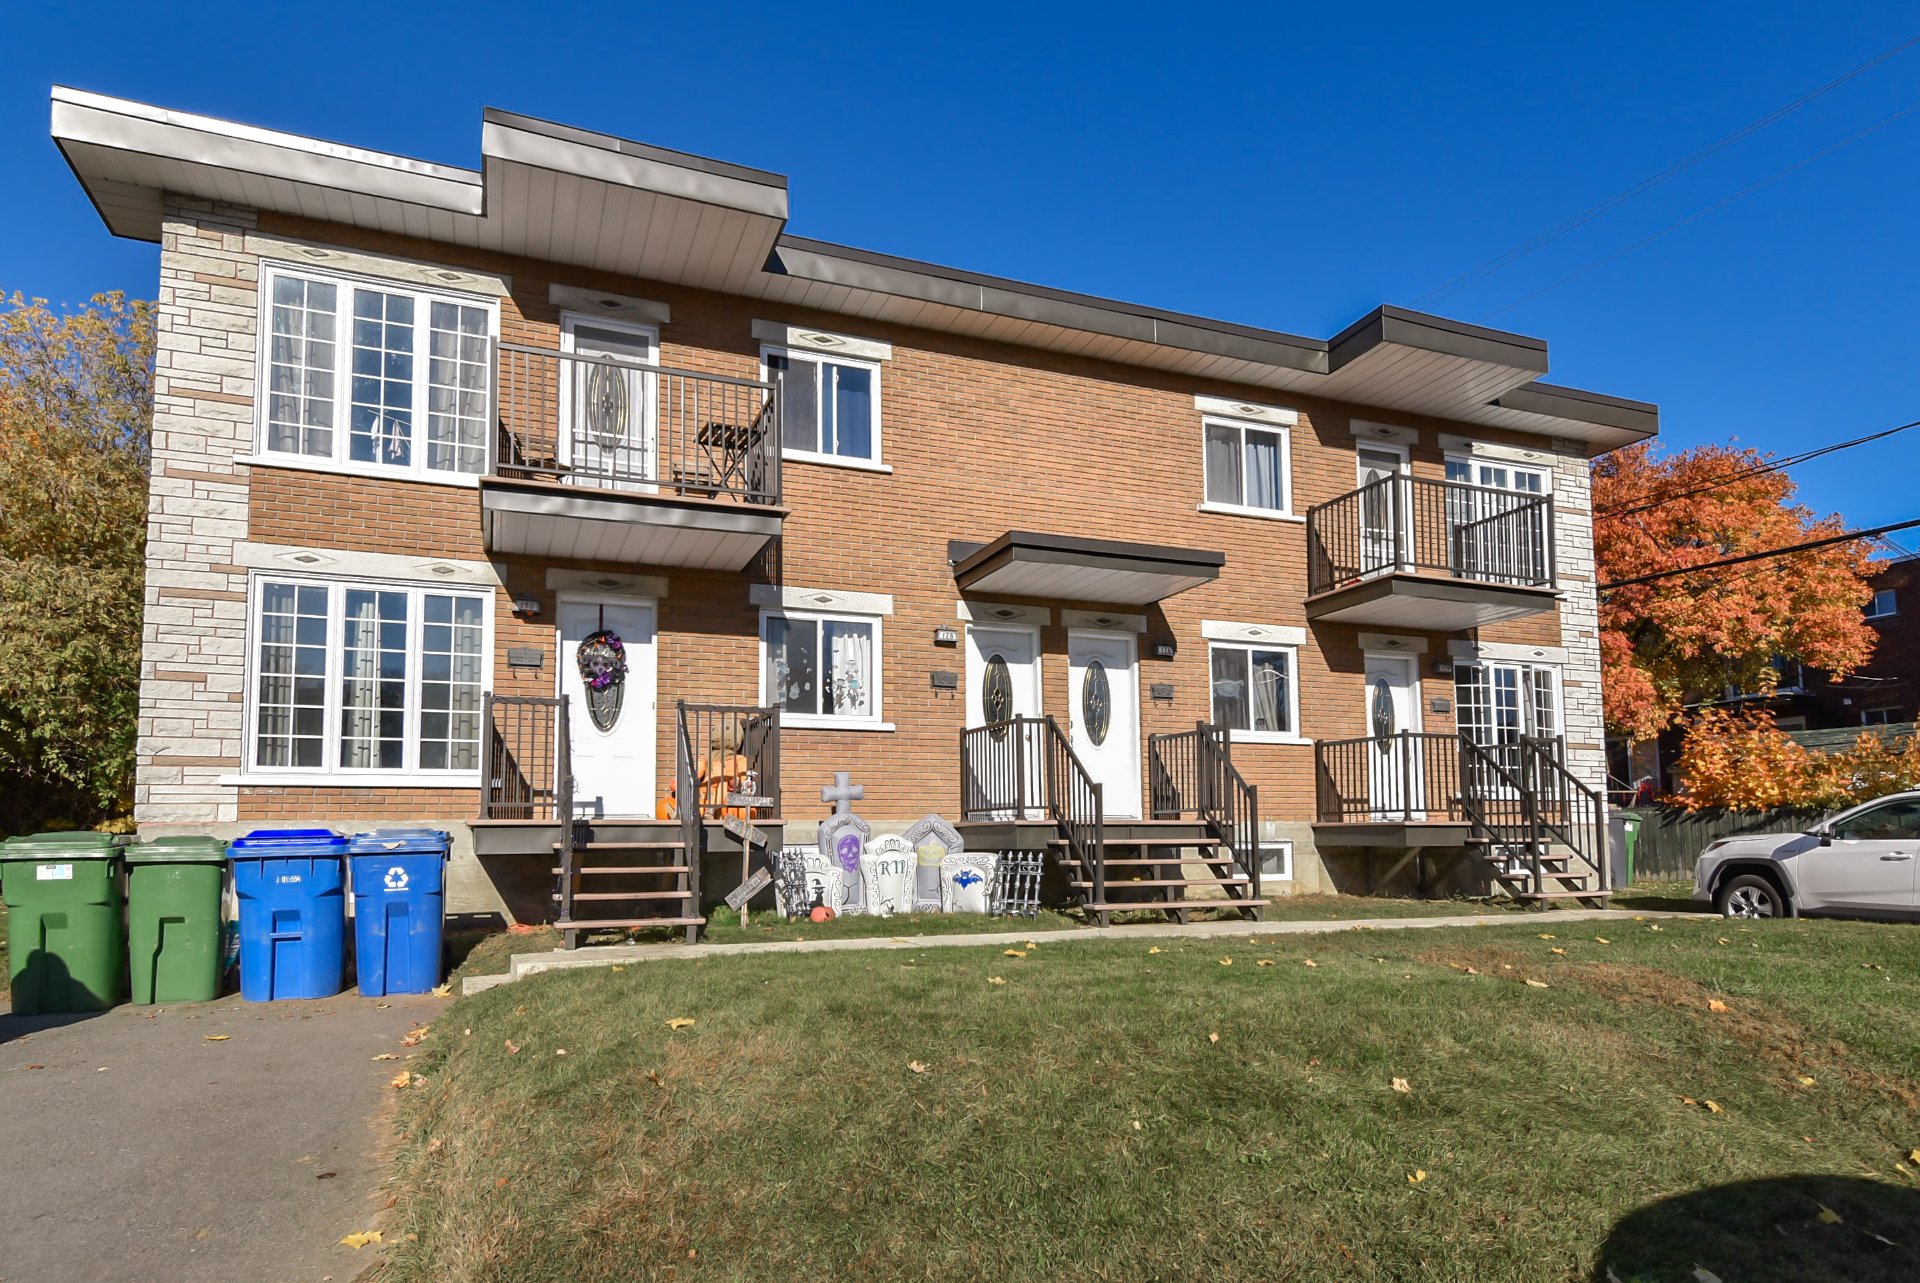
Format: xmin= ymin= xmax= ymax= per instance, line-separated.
xmin=1306 ymin=475 xmax=1554 ymax=596
xmin=493 ymin=343 xmax=781 ymax=505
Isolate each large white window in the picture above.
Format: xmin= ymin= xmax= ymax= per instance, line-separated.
xmin=1455 ymin=660 xmax=1559 ymax=765
xmin=764 ymin=347 xmax=881 ymax=467
xmin=1208 ymin=642 xmax=1299 ymax=740
xmin=259 ymin=265 xmax=495 ymax=483
xmin=761 ymin=609 xmax=883 ymax=728
xmin=1202 ymin=416 xmax=1293 ymax=517
xmin=1865 ymin=588 xmax=1898 ymax=620
xmin=247 ymin=576 xmax=491 ymax=780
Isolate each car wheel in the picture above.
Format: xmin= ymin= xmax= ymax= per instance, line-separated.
xmin=1716 ymin=873 xmax=1786 ymax=919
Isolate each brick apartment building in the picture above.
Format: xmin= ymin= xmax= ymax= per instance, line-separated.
xmin=54 ymin=88 xmax=1658 ymax=931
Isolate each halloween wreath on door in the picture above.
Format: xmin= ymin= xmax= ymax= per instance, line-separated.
xmin=576 ymin=629 xmax=628 ymax=732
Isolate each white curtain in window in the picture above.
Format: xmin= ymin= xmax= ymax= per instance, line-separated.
xmin=1204 ymin=423 xmax=1241 ymax=505
xmin=1243 ymin=430 xmax=1283 ymax=511
xmin=824 ymin=622 xmax=873 ymax=717
xmin=1250 ymin=650 xmax=1288 ymax=734
xmin=342 ymin=595 xmax=377 ymax=768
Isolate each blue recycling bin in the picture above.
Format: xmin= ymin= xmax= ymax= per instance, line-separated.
xmin=348 ymin=829 xmax=449 ymax=997
xmin=228 ymin=829 xmax=348 ymax=1001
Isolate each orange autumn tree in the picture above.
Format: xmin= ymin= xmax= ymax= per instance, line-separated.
xmin=1593 ymin=441 xmax=1877 ymax=741
xmin=1671 ymin=707 xmax=1920 ymax=811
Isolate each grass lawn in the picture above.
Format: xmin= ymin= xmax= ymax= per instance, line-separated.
xmin=382 ymin=913 xmax=1920 ymax=1282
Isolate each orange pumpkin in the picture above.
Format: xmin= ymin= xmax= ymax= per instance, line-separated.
xmin=809 ymin=905 xmax=835 ymax=924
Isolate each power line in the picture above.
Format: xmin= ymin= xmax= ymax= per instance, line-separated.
xmin=1595 ymin=417 xmax=1920 ymax=518
xmin=1483 ymin=98 xmax=1920 ymax=320
xmin=1412 ymin=34 xmax=1920 ymax=309
xmin=1598 ymin=517 xmax=1920 ymax=589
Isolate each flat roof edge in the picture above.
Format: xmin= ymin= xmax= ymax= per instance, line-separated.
xmin=480 ymin=107 xmax=787 ymax=190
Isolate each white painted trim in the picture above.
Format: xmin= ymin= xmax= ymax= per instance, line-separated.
xmin=1196 ymin=501 xmax=1305 ymax=524
xmin=1355 ymin=440 xmax=1411 ymax=478
xmin=1258 ymin=837 xmax=1295 ymax=882
xmin=1448 ymin=640 xmax=1568 ymax=665
xmin=233 ymin=541 xmax=501 ymax=587
xmin=548 ymin=283 xmax=670 ymax=326
xmin=757 ymin=607 xmax=887 ymax=729
xmin=964 ymin=622 xmax=1045 ymax=732
xmin=1351 ymin=420 xmax=1419 ymax=446
xmin=1201 ymin=620 xmax=1307 ymax=646
xmin=1193 ymin=394 xmax=1298 ymax=426
xmin=1439 ymin=434 xmax=1559 ymax=467
xmin=752 ymin=319 xmax=893 ymax=361
xmin=237 ymin=453 xmax=480 ymax=489
xmin=1228 ymin=731 xmax=1314 ymax=747
xmin=220 ymin=771 xmax=480 ymax=789
xmin=1356 ymin=632 xmax=1428 ymax=655
xmin=781 ymin=450 xmax=894 ymax=474
xmin=956 ymin=600 xmax=1049 ymax=625
xmin=1061 ymin=608 xmax=1146 ymax=633
xmin=246 ymin=234 xmax=509 ymax=295
xmin=545 ymin=569 xmax=669 ymax=599
xmin=1363 ymin=650 xmax=1424 ymax=734
xmin=750 ymin=585 xmax=893 ymax=616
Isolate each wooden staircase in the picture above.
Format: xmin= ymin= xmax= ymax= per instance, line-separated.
xmin=552 ymin=824 xmax=704 ymax=948
xmin=1458 ymin=735 xmax=1611 ymax=909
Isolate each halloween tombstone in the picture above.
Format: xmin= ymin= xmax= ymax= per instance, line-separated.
xmin=903 ymin=814 xmax=963 ymax=912
xmin=860 ymin=835 xmax=917 ymax=917
xmin=772 ymin=846 xmax=815 ymax=919
xmin=788 ymin=848 xmax=843 ymax=919
xmin=940 ymin=851 xmax=999 ymax=915
xmin=816 ymin=773 xmax=870 ymax=917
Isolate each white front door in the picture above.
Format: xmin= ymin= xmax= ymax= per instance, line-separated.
xmin=965 ymin=625 xmax=1043 ymax=819
xmin=1357 ymin=444 xmax=1410 ymax=576
xmin=1365 ymin=653 xmax=1423 ymax=820
xmin=557 ymin=598 xmax=657 ymax=819
xmin=560 ymin=314 xmax=657 ymax=491
xmin=1068 ymin=631 xmax=1141 ymax=819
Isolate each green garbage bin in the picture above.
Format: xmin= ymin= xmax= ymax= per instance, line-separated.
xmin=1619 ymin=813 xmax=1643 ymax=886
xmin=0 ymin=832 xmax=131 ymax=1014
xmin=126 ymin=836 xmax=227 ymax=1004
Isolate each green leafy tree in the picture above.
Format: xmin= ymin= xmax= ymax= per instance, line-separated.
xmin=0 ymin=291 xmax=154 ymax=829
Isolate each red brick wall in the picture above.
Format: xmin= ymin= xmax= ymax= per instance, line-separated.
xmin=241 ymin=211 xmax=1576 ymax=825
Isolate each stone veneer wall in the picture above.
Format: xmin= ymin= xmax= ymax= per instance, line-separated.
xmin=1551 ymin=438 xmax=1608 ymax=805
xmin=137 ymin=199 xmax=258 ymax=824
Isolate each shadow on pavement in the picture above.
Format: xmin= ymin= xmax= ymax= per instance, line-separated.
xmin=0 ymin=1007 xmax=105 ymax=1045
xmin=1593 ymin=1174 xmax=1920 ymax=1282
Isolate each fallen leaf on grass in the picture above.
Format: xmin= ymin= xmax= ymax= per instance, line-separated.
xmin=372 ymin=1053 xmax=399 ymax=1062
xmin=1524 ymin=978 xmax=1550 ymax=989
xmin=429 ymin=983 xmax=451 ymax=997
xmin=1407 ymin=1169 xmax=1427 ymax=1184
xmin=1537 ymin=933 xmax=1556 ymax=940
xmin=1795 ymin=1075 xmax=1816 ymax=1087
xmin=1256 ymin=959 xmax=1274 ymax=967
xmin=1704 ymin=1100 xmax=1722 ymax=1114
xmin=1391 ymin=1077 xmax=1412 ymax=1094
xmin=203 ymin=1035 xmax=230 ymax=1042
xmin=554 ymin=1049 xmax=567 ymax=1057
xmin=665 ymin=1018 xmax=696 ymax=1031
xmin=1220 ymin=958 xmax=1233 ymax=967
xmin=610 ymin=965 xmax=625 ymax=972
xmin=988 ymin=976 xmax=1006 ymax=985
xmin=1549 ymin=948 xmax=1566 ymax=956
xmin=401 ymin=1026 xmax=429 ymax=1047
xmin=1692 ymin=1268 xmax=1723 ymax=1283
xmin=1003 ymin=949 xmax=1027 ymax=958
xmin=1025 ymin=941 xmax=1038 ymax=949
xmin=339 ymin=1230 xmax=382 ymax=1249
xmin=1148 ymin=946 xmax=1163 ymax=955
xmin=907 ymin=1061 xmax=928 ymax=1074
xmin=1131 ymin=1119 xmax=1142 ymax=1131
xmin=1208 ymin=1032 xmax=1220 ymax=1045
xmin=1816 ymin=1204 xmax=1843 ymax=1225
xmin=1716 ymin=937 xmax=1730 ymax=946
xmin=1908 ymin=1148 xmax=1920 ymax=1165
xmin=504 ymin=1039 xmax=520 ymax=1055
xmin=1594 ymin=937 xmax=1611 ymax=944
xmin=1648 ymin=924 xmax=1663 ymax=932
xmin=1708 ymin=999 xmax=1729 ymax=1013
xmin=1303 ymin=959 xmax=1319 ymax=969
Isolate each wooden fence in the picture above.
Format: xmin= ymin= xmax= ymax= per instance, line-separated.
xmin=1617 ymin=805 xmax=1827 ymax=881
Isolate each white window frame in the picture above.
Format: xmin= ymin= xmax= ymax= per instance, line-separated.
xmin=1862 ymin=707 xmax=1900 ymax=725
xmin=1257 ymin=837 xmax=1294 ymax=882
xmin=248 ymin=262 xmax=500 ymax=488
xmin=1199 ymin=414 xmax=1296 ymax=521
xmin=1454 ymin=659 xmax=1562 ymax=750
xmin=760 ymin=344 xmax=888 ymax=472
xmin=1206 ymin=641 xmax=1303 ymax=743
xmin=1865 ymin=588 xmax=1897 ymax=620
xmin=759 ymin=607 xmax=891 ymax=731
xmin=236 ymin=572 xmax=494 ymax=786
xmin=1444 ymin=452 xmax=1553 ymax=496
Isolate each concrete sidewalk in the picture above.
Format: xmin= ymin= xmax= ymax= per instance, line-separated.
xmin=468 ymin=906 xmax=1707 ymax=992
xmin=0 ymin=992 xmax=442 ymax=1283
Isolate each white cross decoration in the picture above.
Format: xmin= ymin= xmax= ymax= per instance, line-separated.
xmin=821 ymin=771 xmax=865 ymax=817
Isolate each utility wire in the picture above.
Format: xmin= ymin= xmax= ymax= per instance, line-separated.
xmin=1483 ymin=98 xmax=1920 ymax=320
xmin=1598 ymin=517 xmax=1920 ymax=589
xmin=1412 ymin=34 xmax=1920 ymax=309
xmin=1595 ymin=417 xmax=1920 ymax=518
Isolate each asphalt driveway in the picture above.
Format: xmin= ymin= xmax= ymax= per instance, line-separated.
xmin=0 ymin=991 xmax=443 ymax=1283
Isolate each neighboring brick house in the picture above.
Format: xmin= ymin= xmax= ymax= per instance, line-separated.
xmin=1777 ymin=551 xmax=1919 ymax=731
xmin=54 ymin=88 xmax=1658 ymax=930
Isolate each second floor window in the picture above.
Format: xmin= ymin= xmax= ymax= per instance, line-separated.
xmin=766 ymin=348 xmax=880 ymax=465
xmin=1865 ymin=588 xmax=1897 ymax=620
xmin=1202 ymin=416 xmax=1292 ymax=515
xmin=261 ymin=266 xmax=494 ymax=481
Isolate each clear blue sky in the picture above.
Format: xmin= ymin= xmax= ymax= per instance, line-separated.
xmin=3 ymin=2 xmax=1915 ymax=530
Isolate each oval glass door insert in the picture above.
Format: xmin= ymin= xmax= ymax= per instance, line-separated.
xmin=1370 ymin=676 xmax=1395 ymax=743
xmin=983 ymin=653 xmax=1013 ymax=737
xmin=1082 ymin=659 xmax=1112 ymax=746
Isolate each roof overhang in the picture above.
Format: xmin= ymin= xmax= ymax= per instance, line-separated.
xmin=53 ymin=87 xmax=1657 ymax=453
xmin=950 ymin=532 xmax=1222 ymax=606
xmin=479 ymin=477 xmax=783 ymax=571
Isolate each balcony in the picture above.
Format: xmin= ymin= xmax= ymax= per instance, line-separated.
xmin=1305 ymin=475 xmax=1557 ymax=629
xmin=479 ymin=345 xmax=785 ymax=570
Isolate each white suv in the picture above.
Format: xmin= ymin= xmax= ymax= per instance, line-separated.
xmin=1691 ymin=791 xmax=1920 ymax=920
